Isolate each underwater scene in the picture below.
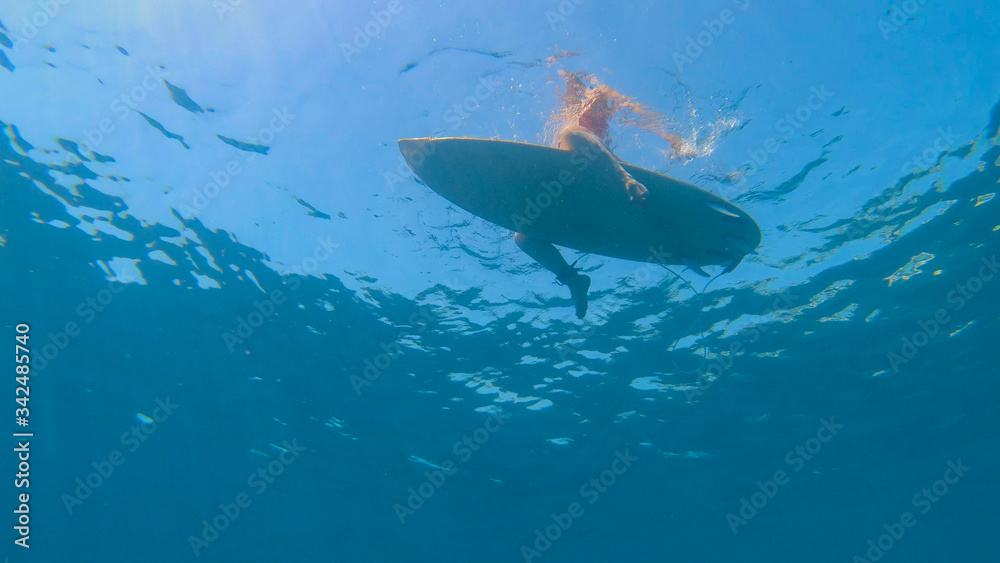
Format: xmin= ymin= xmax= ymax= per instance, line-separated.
xmin=1 ymin=1 xmax=998 ymax=561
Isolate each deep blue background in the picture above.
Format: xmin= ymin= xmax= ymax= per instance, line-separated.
xmin=1 ymin=1 xmax=999 ymax=561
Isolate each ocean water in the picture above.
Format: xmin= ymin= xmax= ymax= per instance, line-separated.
xmin=2 ymin=1 xmax=999 ymax=562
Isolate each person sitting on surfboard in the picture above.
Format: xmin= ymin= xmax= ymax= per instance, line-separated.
xmin=397 ymin=72 xmax=758 ymax=320
xmin=514 ymin=71 xmax=691 ymax=318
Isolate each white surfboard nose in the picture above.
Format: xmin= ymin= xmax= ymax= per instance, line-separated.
xmin=397 ymin=138 xmax=436 ymax=172
xmin=397 ymin=138 xmax=418 ymax=152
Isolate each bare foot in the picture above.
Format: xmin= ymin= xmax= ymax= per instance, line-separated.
xmin=625 ymin=177 xmax=648 ymax=208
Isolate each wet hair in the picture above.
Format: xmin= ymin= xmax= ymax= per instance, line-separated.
xmin=550 ymin=70 xmax=686 ymax=155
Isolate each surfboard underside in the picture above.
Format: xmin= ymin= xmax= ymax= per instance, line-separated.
xmin=398 ymin=137 xmax=761 ymax=269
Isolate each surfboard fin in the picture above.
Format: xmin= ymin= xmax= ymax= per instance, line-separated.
xmin=722 ymin=255 xmax=744 ymax=274
xmin=677 ymin=256 xmax=710 ymax=278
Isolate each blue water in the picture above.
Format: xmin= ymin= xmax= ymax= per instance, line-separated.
xmin=2 ymin=1 xmax=999 ymax=562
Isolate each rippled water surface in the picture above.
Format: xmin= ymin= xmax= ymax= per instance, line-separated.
xmin=1 ymin=1 xmax=998 ymax=562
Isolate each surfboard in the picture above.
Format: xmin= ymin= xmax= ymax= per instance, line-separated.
xmin=398 ymin=137 xmax=760 ymax=273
